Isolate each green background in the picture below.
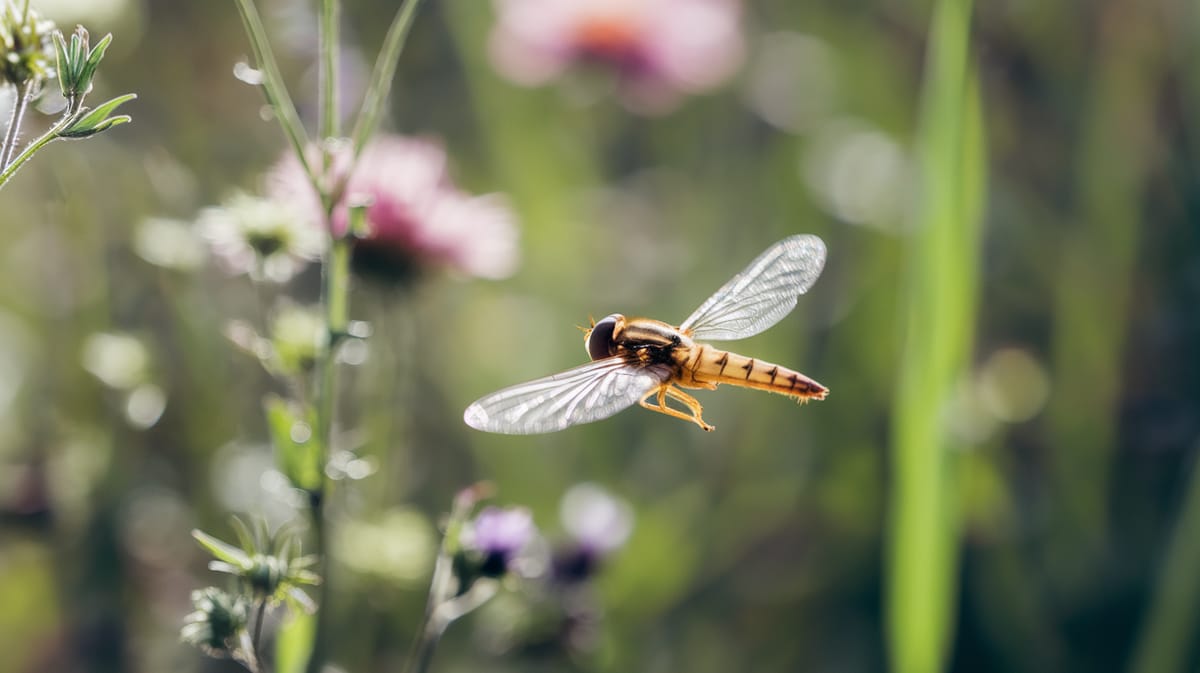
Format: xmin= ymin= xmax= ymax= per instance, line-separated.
xmin=0 ymin=0 xmax=1196 ymax=672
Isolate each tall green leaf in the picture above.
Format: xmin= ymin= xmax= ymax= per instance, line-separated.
xmin=887 ymin=0 xmax=984 ymax=670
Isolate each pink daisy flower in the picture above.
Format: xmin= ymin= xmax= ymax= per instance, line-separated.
xmin=268 ymin=135 xmax=519 ymax=281
xmin=488 ymin=0 xmax=745 ymax=114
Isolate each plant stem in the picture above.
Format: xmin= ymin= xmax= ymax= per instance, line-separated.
xmin=303 ymin=180 xmax=354 ymax=673
xmin=303 ymin=499 xmax=328 ymax=673
xmin=252 ymin=598 xmax=268 ymax=663
xmin=231 ymin=0 xmax=315 ymax=183
xmin=399 ymin=487 xmax=491 ymax=673
xmin=0 ymin=103 xmax=86 ymax=190
xmin=402 ymin=568 xmax=499 ymax=673
xmin=403 ymin=550 xmax=454 ymax=673
xmin=319 ymin=0 xmax=339 ymax=142
xmin=315 ymin=229 xmax=352 ymax=455
xmin=1 ymin=81 xmax=33 ymax=170
xmin=303 ymin=4 xmax=349 ymax=668
xmin=351 ymin=0 xmax=424 ymax=158
xmin=404 ymin=618 xmax=446 ymax=673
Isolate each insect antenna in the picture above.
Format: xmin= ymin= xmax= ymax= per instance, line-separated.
xmin=575 ymin=315 xmax=596 ymax=336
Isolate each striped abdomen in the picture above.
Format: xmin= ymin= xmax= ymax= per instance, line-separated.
xmin=678 ymin=343 xmax=828 ymax=400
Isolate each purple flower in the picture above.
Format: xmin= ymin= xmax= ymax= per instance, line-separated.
xmin=268 ymin=135 xmax=519 ymax=281
xmin=488 ymin=0 xmax=745 ymax=114
xmin=464 ymin=506 xmax=537 ymax=577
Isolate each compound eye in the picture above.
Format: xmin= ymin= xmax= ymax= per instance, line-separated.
xmin=586 ymin=314 xmax=621 ymax=361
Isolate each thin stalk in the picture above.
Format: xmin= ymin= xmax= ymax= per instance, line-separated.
xmin=303 ymin=206 xmax=355 ymax=673
xmin=403 ymin=526 xmax=456 ymax=673
xmin=231 ymin=0 xmax=314 ymax=182
xmin=404 ymin=615 xmax=447 ymax=673
xmin=319 ymin=0 xmax=339 ymax=142
xmin=252 ymin=598 xmax=268 ymax=660
xmin=318 ymin=229 xmax=353 ymax=445
xmin=350 ymin=0 xmax=425 ymax=158
xmin=302 ymin=4 xmax=350 ymax=668
xmin=397 ymin=486 xmax=494 ymax=673
xmin=0 ymin=102 xmax=87 ymax=190
xmin=1 ymin=81 xmax=34 ymax=170
xmin=303 ymin=504 xmax=328 ymax=673
xmin=403 ymin=571 xmax=498 ymax=673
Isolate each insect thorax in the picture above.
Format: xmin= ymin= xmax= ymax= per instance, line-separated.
xmin=616 ymin=318 xmax=693 ymax=366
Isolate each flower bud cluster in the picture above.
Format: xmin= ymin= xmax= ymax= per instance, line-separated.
xmin=0 ymin=1 xmax=54 ymax=89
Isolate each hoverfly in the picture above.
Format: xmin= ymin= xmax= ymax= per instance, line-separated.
xmin=463 ymin=235 xmax=828 ymax=434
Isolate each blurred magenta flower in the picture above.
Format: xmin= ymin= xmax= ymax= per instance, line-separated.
xmin=488 ymin=0 xmax=745 ymax=114
xmin=268 ymin=135 xmax=519 ymax=281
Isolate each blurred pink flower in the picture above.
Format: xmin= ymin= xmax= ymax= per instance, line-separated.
xmin=268 ymin=135 xmax=519 ymax=281
xmin=488 ymin=0 xmax=745 ymax=114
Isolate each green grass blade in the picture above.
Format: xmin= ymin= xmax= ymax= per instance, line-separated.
xmin=1129 ymin=452 xmax=1200 ymax=673
xmin=1044 ymin=1 xmax=1163 ymax=557
xmin=887 ymin=0 xmax=983 ymax=670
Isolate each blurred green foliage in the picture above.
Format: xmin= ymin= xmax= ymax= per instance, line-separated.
xmin=0 ymin=0 xmax=1197 ymax=672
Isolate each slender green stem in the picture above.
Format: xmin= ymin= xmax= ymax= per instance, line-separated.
xmin=0 ymin=81 xmax=32 ymax=170
xmin=351 ymin=0 xmax=425 ymax=158
xmin=252 ymin=598 xmax=268 ymax=668
xmin=241 ymin=595 xmax=267 ymax=667
xmin=231 ymin=0 xmax=314 ymax=182
xmin=315 ymin=229 xmax=352 ymax=450
xmin=403 ymin=532 xmax=455 ymax=673
xmin=314 ymin=229 xmax=352 ymax=449
xmin=0 ymin=103 xmax=87 ymax=190
xmin=302 ymin=202 xmax=356 ymax=673
xmin=403 ymin=563 xmax=499 ymax=673
xmin=404 ymin=618 xmax=447 ymax=673
xmin=399 ymin=487 xmax=490 ymax=673
xmin=303 ymin=499 xmax=328 ymax=673
xmin=275 ymin=2 xmax=346 ymax=671
xmin=319 ymin=0 xmax=339 ymax=142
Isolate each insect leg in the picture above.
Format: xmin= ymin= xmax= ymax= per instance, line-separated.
xmin=638 ymin=385 xmax=715 ymax=432
xmin=664 ymin=386 xmax=714 ymax=431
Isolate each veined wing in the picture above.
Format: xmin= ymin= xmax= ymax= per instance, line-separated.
xmin=463 ymin=357 xmax=671 ymax=435
xmin=679 ymin=234 xmax=826 ymax=341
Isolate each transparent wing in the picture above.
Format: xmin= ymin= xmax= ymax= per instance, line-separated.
xmin=679 ymin=234 xmax=826 ymax=341
xmin=463 ymin=357 xmax=671 ymax=435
